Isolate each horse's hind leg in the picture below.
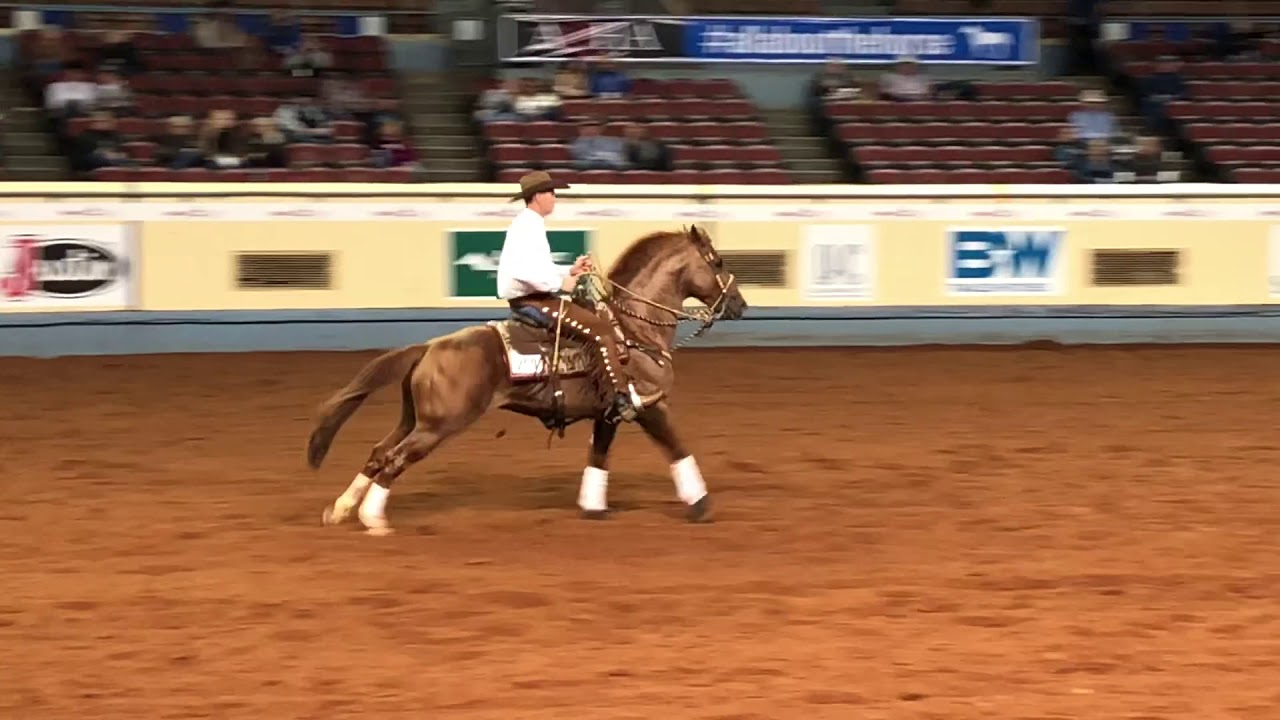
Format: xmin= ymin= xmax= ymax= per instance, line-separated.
xmin=357 ymin=428 xmax=447 ymax=535
xmin=322 ymin=376 xmax=416 ymax=527
xmin=356 ymin=339 xmax=498 ymax=535
xmin=636 ymin=401 xmax=712 ymax=523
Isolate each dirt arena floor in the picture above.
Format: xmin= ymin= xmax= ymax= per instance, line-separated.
xmin=2 ymin=346 xmax=1280 ymax=719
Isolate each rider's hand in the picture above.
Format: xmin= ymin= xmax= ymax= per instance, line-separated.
xmin=572 ymin=255 xmax=592 ymax=274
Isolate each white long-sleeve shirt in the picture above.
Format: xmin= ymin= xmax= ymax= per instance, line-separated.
xmin=495 ymin=207 xmax=573 ymax=299
xmin=45 ymin=80 xmax=97 ymax=111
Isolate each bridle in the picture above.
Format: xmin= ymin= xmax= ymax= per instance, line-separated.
xmin=585 ymin=229 xmax=738 ymax=352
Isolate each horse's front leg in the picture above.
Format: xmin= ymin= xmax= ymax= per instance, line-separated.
xmin=636 ymin=402 xmax=712 ymax=523
xmin=579 ymin=417 xmax=619 ymax=519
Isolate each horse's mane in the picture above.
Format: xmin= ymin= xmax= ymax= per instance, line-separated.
xmin=607 ymin=230 xmax=685 ymax=286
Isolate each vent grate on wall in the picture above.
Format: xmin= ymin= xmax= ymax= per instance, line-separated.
xmin=721 ymin=250 xmax=786 ymax=287
xmin=236 ymin=253 xmax=333 ymax=290
xmin=1090 ymin=250 xmax=1180 ymax=286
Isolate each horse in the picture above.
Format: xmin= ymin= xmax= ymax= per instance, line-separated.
xmin=306 ymin=224 xmax=748 ymax=535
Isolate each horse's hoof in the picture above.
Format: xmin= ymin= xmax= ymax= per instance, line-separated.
xmin=580 ymin=509 xmax=611 ymax=521
xmin=321 ymin=504 xmax=343 ymax=526
xmin=686 ymin=495 xmax=713 ymax=523
xmin=365 ymin=525 xmax=395 ymax=537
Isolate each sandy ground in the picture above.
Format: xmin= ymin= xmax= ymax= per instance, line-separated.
xmin=2 ymin=346 xmax=1279 ymax=719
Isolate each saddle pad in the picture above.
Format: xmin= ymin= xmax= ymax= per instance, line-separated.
xmin=507 ymin=350 xmax=550 ymax=380
xmin=489 ymin=320 xmax=592 ymax=381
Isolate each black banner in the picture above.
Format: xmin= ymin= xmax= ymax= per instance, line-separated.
xmin=498 ymin=14 xmax=686 ymax=62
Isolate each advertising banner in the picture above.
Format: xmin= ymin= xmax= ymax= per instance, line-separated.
xmin=802 ymin=224 xmax=875 ymax=300
xmin=0 ymin=224 xmax=134 ymax=311
xmin=946 ymin=228 xmax=1066 ymax=296
xmin=498 ymin=14 xmax=1039 ymax=65
xmin=449 ymin=228 xmax=589 ymax=299
xmin=1270 ymin=226 xmax=1280 ymax=299
xmin=499 ymin=15 xmax=686 ymax=62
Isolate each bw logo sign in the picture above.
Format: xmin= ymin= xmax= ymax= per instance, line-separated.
xmin=946 ymin=228 xmax=1066 ymax=296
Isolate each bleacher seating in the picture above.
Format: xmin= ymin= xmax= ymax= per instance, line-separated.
xmin=1111 ymin=37 xmax=1280 ymax=183
xmin=824 ymin=82 xmax=1084 ymax=184
xmin=481 ymin=78 xmax=792 ymax=185
xmin=19 ymin=27 xmax=417 ymax=182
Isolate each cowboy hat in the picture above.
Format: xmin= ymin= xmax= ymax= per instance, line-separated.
xmin=511 ymin=170 xmax=571 ymax=202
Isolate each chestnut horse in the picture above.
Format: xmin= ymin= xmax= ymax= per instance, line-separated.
xmin=306 ymin=225 xmax=747 ymax=534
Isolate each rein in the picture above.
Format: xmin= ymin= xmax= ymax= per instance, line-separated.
xmin=581 ymin=248 xmax=736 ymax=354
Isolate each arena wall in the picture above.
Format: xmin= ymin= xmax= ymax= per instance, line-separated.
xmin=3 ymin=182 xmax=1280 ymax=357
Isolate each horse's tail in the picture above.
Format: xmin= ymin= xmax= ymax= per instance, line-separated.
xmin=306 ymin=343 xmax=430 ymax=470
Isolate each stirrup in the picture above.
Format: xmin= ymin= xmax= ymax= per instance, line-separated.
xmin=626 ymin=383 xmax=643 ymax=413
xmin=608 ymin=386 xmax=642 ymax=424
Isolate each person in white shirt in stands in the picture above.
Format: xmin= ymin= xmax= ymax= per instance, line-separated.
xmin=497 ymin=171 xmax=643 ymax=423
xmin=44 ymin=66 xmax=97 ymax=119
xmin=879 ymin=57 xmax=932 ymax=101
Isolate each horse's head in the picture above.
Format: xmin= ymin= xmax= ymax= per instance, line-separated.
xmin=678 ymin=225 xmax=747 ymax=321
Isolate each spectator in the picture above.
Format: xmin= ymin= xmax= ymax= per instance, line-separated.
xmin=97 ymin=30 xmax=144 ymax=76
xmin=812 ymin=58 xmax=861 ymax=102
xmin=1074 ymin=139 xmax=1114 ymax=183
xmin=879 ymin=57 xmax=976 ymax=102
xmin=1215 ymin=20 xmax=1265 ymax=60
xmin=372 ymin=120 xmax=420 ymax=169
xmin=623 ymin=124 xmax=671 ymax=171
xmin=93 ymin=70 xmax=133 ymax=115
xmin=1139 ymin=56 xmax=1187 ymax=134
xmin=29 ymin=27 xmax=69 ymax=77
xmin=274 ymin=95 xmax=335 ymax=144
xmin=571 ymin=121 xmax=626 ymax=170
xmin=72 ymin=112 xmax=131 ymax=173
xmin=321 ymin=74 xmax=370 ymax=121
xmin=44 ymin=67 xmax=97 ymax=121
xmin=200 ymin=109 xmax=246 ymax=169
xmin=364 ymin=98 xmax=403 ymax=146
xmin=192 ymin=11 xmax=262 ymax=70
xmin=193 ymin=12 xmax=244 ymax=50
xmin=284 ymin=36 xmax=333 ymax=78
xmin=154 ymin=115 xmax=204 ymax=170
xmin=265 ymin=10 xmax=303 ymax=56
xmin=554 ymin=62 xmax=591 ymax=98
xmin=474 ymin=78 xmax=519 ymax=123
xmin=588 ymin=59 xmax=632 ymax=97
xmin=1069 ymin=89 xmax=1117 ymax=141
xmin=1126 ymin=136 xmax=1163 ymax=183
xmin=879 ymin=57 xmax=932 ymax=101
xmin=1066 ymin=0 xmax=1103 ymax=75
xmin=513 ymin=78 xmax=562 ymax=121
xmin=1054 ymin=126 xmax=1083 ymax=167
xmin=245 ymin=116 xmax=288 ymax=169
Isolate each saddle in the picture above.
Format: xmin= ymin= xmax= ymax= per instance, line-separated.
xmin=490 ymin=295 xmax=630 ymax=384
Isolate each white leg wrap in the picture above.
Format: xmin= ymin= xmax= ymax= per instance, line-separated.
xmin=335 ymin=473 xmax=374 ymax=514
xmin=579 ymin=466 xmax=609 ymax=512
xmin=671 ymin=456 xmax=707 ymax=505
xmin=358 ymin=482 xmax=390 ymax=526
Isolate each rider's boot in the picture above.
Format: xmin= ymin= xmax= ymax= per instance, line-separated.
xmin=606 ymin=382 xmax=644 ymax=424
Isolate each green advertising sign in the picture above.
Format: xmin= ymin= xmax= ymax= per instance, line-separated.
xmin=449 ymin=229 xmax=589 ymax=298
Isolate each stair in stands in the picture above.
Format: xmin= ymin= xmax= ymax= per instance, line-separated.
xmin=401 ymin=71 xmax=487 ymax=183
xmin=761 ymin=109 xmax=847 ymax=184
xmin=1 ymin=73 xmax=67 ymax=180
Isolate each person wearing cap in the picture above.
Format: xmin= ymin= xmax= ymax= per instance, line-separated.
xmin=1069 ymin=90 xmax=1117 ymax=141
xmin=496 ymin=171 xmax=644 ymax=423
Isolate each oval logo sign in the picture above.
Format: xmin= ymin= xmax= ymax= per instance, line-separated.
xmin=2 ymin=238 xmax=125 ymax=299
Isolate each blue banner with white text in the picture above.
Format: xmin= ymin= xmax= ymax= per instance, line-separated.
xmin=681 ymin=17 xmax=1039 ymax=65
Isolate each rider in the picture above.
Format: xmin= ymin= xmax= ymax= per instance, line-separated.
xmin=496 ymin=171 xmax=643 ymax=423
